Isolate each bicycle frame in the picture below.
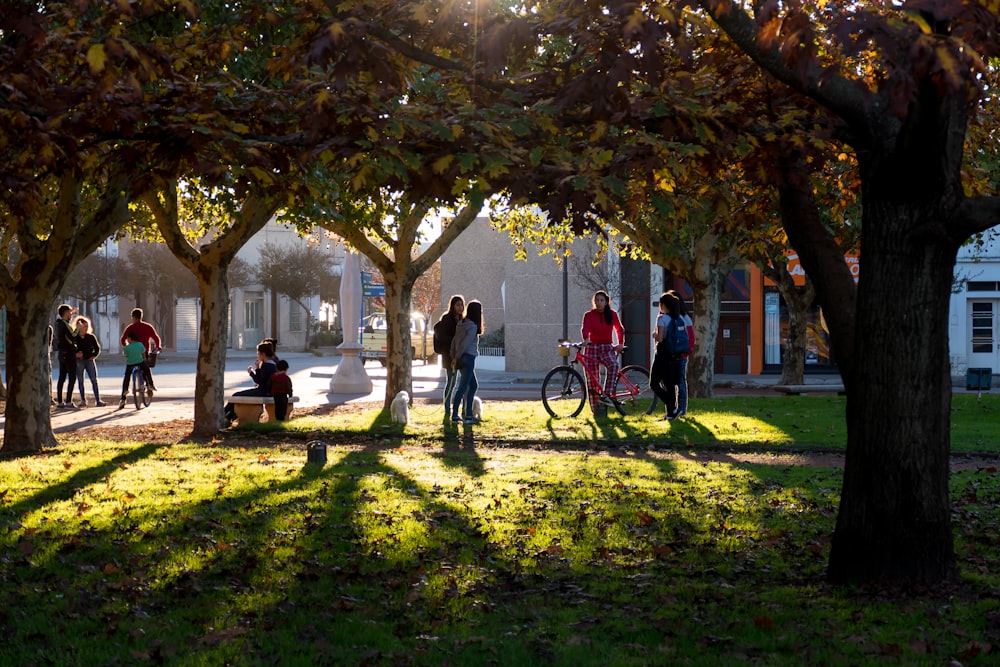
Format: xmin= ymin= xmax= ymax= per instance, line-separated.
xmin=540 ymin=342 xmax=656 ymax=419
xmin=568 ymin=343 xmax=636 ymax=400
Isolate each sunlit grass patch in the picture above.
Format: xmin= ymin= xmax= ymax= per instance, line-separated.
xmin=3 ymin=399 xmax=999 ymax=665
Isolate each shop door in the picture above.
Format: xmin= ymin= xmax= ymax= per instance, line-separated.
xmin=968 ymin=300 xmax=1000 ymax=371
xmin=716 ymin=315 xmax=748 ymax=374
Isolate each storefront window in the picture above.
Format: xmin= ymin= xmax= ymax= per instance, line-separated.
xmin=762 ymin=287 xmax=835 ymax=371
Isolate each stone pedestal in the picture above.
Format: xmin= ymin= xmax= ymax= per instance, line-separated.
xmin=329 ymin=342 xmax=373 ymax=393
xmin=330 ymin=251 xmax=373 ymax=394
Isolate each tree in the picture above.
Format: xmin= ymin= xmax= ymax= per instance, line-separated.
xmin=313 ymin=192 xmax=487 ymax=407
xmin=62 ymin=249 xmax=129 ymax=340
xmin=411 ymin=258 xmax=441 ymax=353
xmin=141 ymin=180 xmax=278 ymax=436
xmin=681 ymin=0 xmax=1000 ymax=585
xmin=485 ymin=0 xmax=1000 ymax=584
xmin=254 ymin=241 xmax=333 ymax=351
xmin=0 ymin=0 xmax=314 ymax=450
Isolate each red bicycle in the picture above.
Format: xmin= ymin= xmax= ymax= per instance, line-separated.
xmin=541 ymin=341 xmax=658 ymax=418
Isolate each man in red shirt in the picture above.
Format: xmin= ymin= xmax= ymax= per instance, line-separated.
xmin=120 ymin=308 xmax=162 ymax=351
xmin=120 ymin=308 xmax=162 ymax=391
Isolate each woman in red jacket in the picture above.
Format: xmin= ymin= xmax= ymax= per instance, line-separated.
xmin=580 ymin=290 xmax=625 ymax=414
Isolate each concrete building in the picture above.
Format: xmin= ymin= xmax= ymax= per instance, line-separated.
xmin=950 ymin=232 xmax=1000 ymax=384
xmin=440 ymin=216 xmax=669 ymax=373
xmin=106 ymin=222 xmax=344 ymax=355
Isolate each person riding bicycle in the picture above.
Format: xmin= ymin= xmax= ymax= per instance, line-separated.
xmin=580 ymin=290 xmax=625 ymax=414
xmin=119 ymin=307 xmax=161 ymax=390
xmin=119 ymin=330 xmax=155 ymax=409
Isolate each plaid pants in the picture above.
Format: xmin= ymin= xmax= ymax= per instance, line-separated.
xmin=580 ymin=343 xmax=619 ymax=411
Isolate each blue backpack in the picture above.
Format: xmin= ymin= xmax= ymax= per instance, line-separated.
xmin=661 ymin=316 xmax=690 ymax=357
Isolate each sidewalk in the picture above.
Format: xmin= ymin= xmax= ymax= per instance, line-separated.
xmin=15 ymin=349 xmax=984 ymax=434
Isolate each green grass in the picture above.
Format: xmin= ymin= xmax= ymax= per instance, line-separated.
xmin=267 ymin=393 xmax=1000 ymax=455
xmin=1 ymin=396 xmax=999 ymax=665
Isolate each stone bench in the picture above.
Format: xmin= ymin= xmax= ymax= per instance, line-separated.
xmin=773 ymin=384 xmax=846 ymax=396
xmin=228 ymin=395 xmax=300 ymax=423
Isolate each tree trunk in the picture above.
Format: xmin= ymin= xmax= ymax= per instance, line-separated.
xmin=146 ymin=181 xmax=277 ymax=436
xmin=0 ymin=171 xmax=132 ymax=454
xmin=686 ymin=233 xmax=740 ymax=398
xmin=383 ymin=271 xmax=415 ymax=409
xmin=2 ymin=299 xmax=59 ymax=453
xmin=687 ymin=272 xmax=725 ymax=398
xmin=191 ymin=264 xmax=232 ymax=437
xmin=828 ymin=200 xmax=960 ymax=585
xmin=776 ymin=276 xmax=815 ymax=387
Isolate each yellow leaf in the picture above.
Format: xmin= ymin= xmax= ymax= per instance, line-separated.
xmin=87 ymin=44 xmax=107 ymax=74
xmin=589 ymin=121 xmax=608 ymax=143
xmin=328 ymin=22 xmax=345 ymax=41
xmin=432 ymin=155 xmax=454 ymax=174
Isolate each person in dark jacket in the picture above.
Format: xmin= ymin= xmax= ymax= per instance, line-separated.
xmin=73 ymin=316 xmax=106 ymax=407
xmin=224 ymin=342 xmax=277 ymax=424
xmin=54 ymin=303 xmax=79 ymax=409
xmin=435 ymin=295 xmax=465 ymax=419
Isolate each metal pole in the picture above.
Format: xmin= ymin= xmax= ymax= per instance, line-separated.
xmin=562 ymin=258 xmax=568 ymax=365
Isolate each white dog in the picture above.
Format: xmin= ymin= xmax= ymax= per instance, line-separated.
xmin=390 ymin=390 xmax=410 ymax=424
xmin=472 ymin=396 xmax=483 ymax=419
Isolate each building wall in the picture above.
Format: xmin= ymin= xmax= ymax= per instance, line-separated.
xmin=440 ymin=216 xmax=627 ymax=373
xmin=109 ymin=222 xmax=343 ymax=355
xmin=950 ymin=234 xmax=1000 ymax=380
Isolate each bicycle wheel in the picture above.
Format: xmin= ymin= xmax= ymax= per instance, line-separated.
xmin=132 ymin=371 xmax=142 ymax=410
xmin=613 ymin=365 xmax=658 ymax=416
xmin=142 ymin=380 xmax=151 ymax=408
xmin=541 ymin=366 xmax=587 ymax=418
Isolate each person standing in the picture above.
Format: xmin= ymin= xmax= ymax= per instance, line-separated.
xmin=669 ymin=290 xmax=695 ymax=418
xmin=434 ymin=295 xmax=465 ymax=419
xmin=450 ymin=300 xmax=483 ymax=424
xmin=580 ymin=290 xmax=625 ymax=414
xmin=54 ymin=304 xmax=79 ymax=409
xmin=650 ymin=292 xmax=684 ymax=420
xmin=73 ymin=316 xmax=106 ymax=407
xmin=120 ymin=308 xmax=162 ymax=389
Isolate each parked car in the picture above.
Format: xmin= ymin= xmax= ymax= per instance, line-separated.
xmin=361 ymin=313 xmax=433 ymax=366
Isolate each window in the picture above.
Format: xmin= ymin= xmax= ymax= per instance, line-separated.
xmin=971 ymin=302 xmax=994 ymax=353
xmin=289 ymin=301 xmax=303 ymax=332
xmin=245 ymin=299 xmax=262 ymax=331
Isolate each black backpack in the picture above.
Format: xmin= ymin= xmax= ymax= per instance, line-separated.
xmin=660 ymin=315 xmax=690 ymax=357
xmin=432 ymin=318 xmax=452 ymax=355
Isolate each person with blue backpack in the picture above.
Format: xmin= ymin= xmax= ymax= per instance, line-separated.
xmin=650 ymin=291 xmax=689 ymax=420
xmin=668 ymin=289 xmax=696 ymax=417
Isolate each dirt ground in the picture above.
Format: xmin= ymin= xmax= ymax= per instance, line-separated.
xmin=25 ymin=400 xmax=995 ymax=473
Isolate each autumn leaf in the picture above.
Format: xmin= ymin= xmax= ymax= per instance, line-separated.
xmin=86 ymin=44 xmax=107 ymax=74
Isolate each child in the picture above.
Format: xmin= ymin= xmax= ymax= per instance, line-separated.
xmin=119 ymin=330 xmax=154 ymax=409
xmin=270 ymin=359 xmax=293 ymax=421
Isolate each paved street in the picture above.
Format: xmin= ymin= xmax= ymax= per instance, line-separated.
xmin=3 ymin=350 xmax=889 ymax=434
xmin=19 ymin=351 xmax=548 ymax=434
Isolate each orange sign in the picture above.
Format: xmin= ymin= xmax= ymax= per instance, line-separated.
xmin=772 ymin=251 xmax=859 ymax=286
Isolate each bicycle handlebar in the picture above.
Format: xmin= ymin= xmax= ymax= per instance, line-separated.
xmin=559 ymin=341 xmax=627 ymax=351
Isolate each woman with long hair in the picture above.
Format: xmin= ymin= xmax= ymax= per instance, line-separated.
xmin=650 ymin=292 xmax=683 ymax=419
xmin=580 ymin=290 xmax=625 ymax=414
xmin=435 ymin=295 xmax=465 ymax=419
xmin=449 ymin=299 xmax=483 ymax=424
xmin=73 ymin=315 xmax=106 ymax=407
